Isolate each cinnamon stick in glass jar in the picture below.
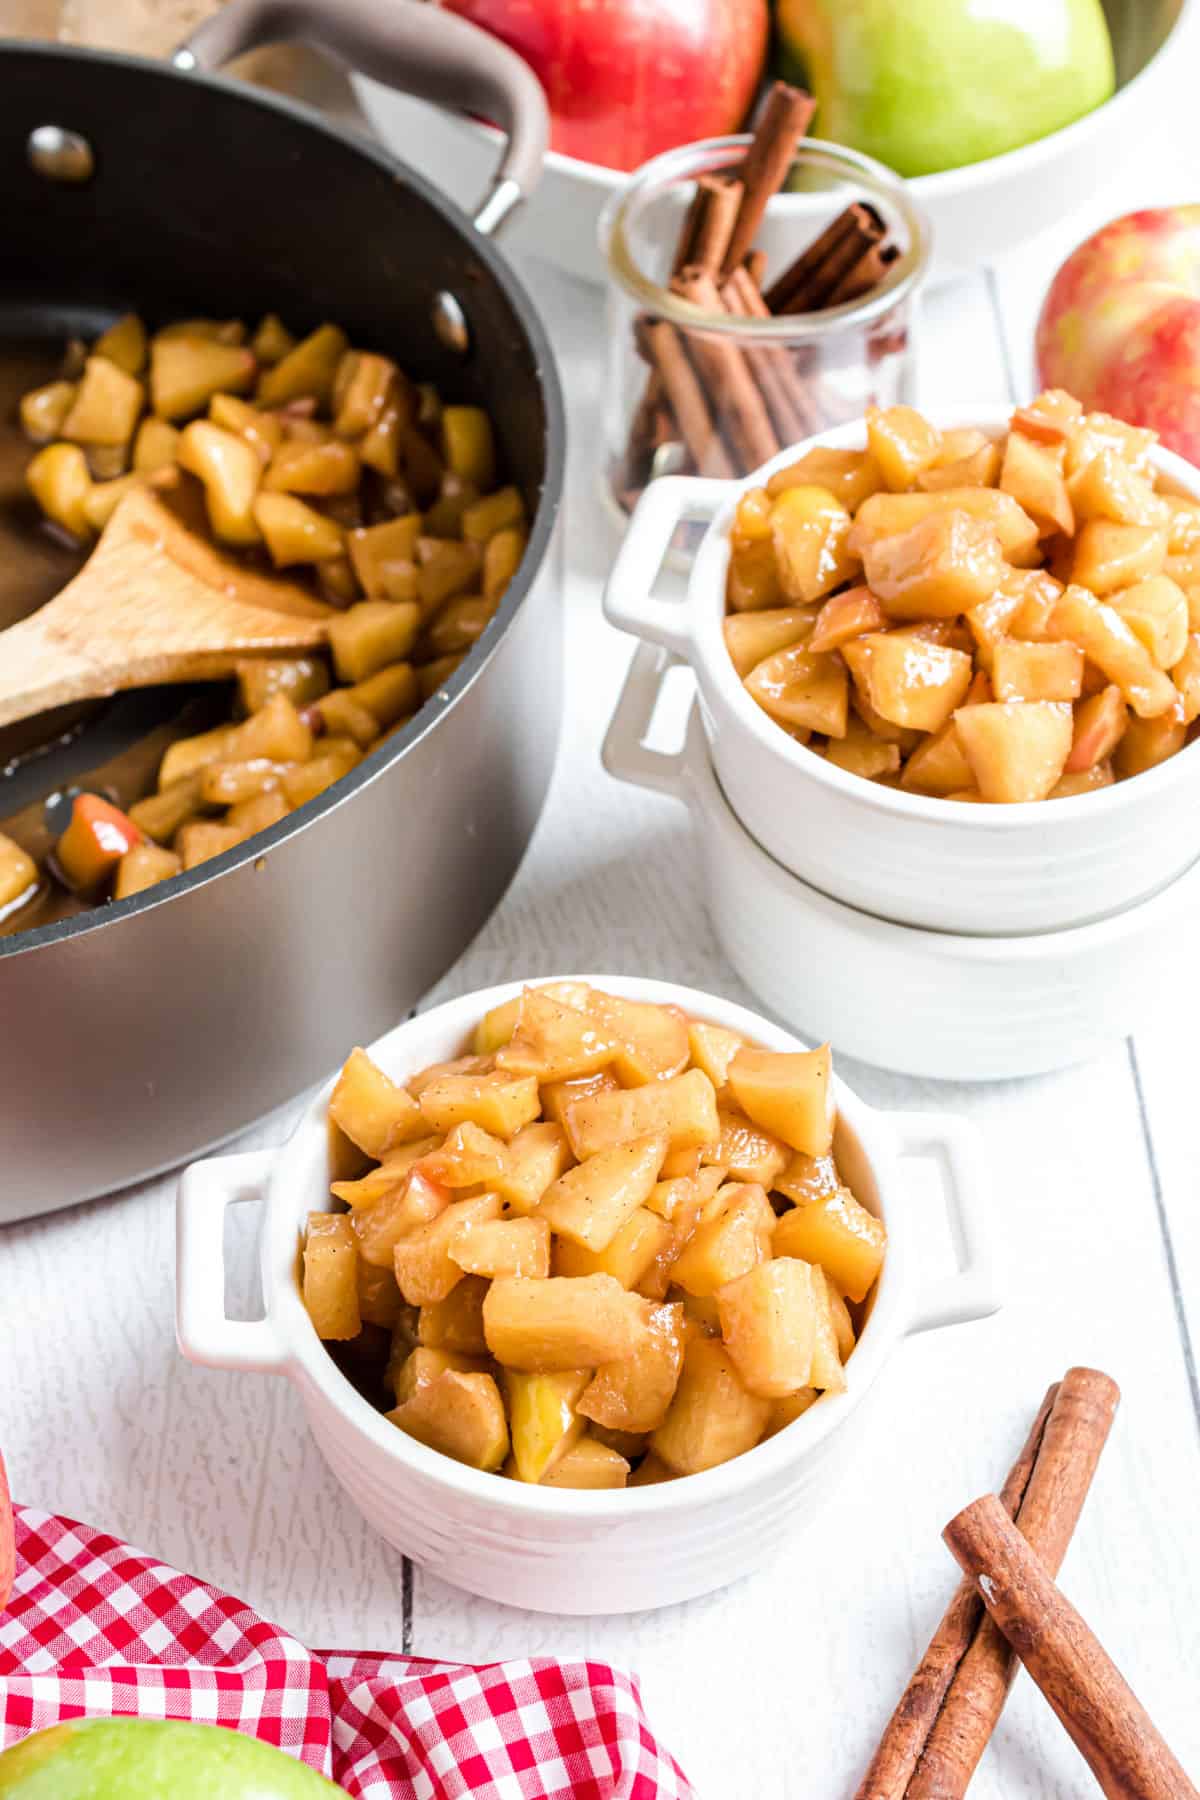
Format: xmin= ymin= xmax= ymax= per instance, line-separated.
xmin=945 ymin=1495 xmax=1200 ymax=1800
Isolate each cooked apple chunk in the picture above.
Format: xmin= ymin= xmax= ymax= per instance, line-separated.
xmin=350 ymin=1166 xmax=450 ymax=1269
xmin=651 ymin=1338 xmax=771 ymax=1476
xmin=389 ymin=1369 xmax=509 ymax=1472
xmin=702 ymin=1108 xmax=788 ymax=1186
xmin=723 ymin=607 xmax=815 ymax=677
xmin=849 ymin=488 xmax=1040 ymax=564
xmin=1113 ymin=576 xmax=1189 ymax=671
xmin=418 ymin=1070 xmax=541 ymax=1139
xmin=1048 ymin=587 xmax=1176 ymax=718
xmin=717 ymin=1258 xmax=817 ymax=1398
xmin=539 ymin=1132 xmax=667 ymax=1250
xmin=302 ymin=1212 xmax=361 ymax=1340
xmin=392 ymin=1193 xmax=501 ymax=1305
xmin=773 ymin=1188 xmax=886 ymax=1303
xmin=866 ymin=403 xmax=940 ymax=491
xmin=862 ymin=511 xmax=1005 ymax=619
xmin=417 ymin=1275 xmax=490 ymax=1354
xmin=686 ymin=1021 xmax=744 ymax=1089
xmin=727 ymin=1044 xmax=834 ymax=1156
xmin=564 ymin=1067 xmax=719 ymax=1160
xmin=1065 ymin=684 xmax=1128 ymax=771
xmin=503 ymin=1368 xmax=589 ymax=1482
xmin=744 ymin=644 xmax=849 ymax=737
xmin=769 ymin=484 xmax=858 ymax=603
xmin=954 ymin=701 xmax=1072 ymax=802
xmin=329 ymin=1047 xmax=425 ymax=1159
xmin=540 ymin=1438 xmax=630 ymax=1488
xmin=495 ymin=987 xmax=618 ymax=1081
xmin=991 ymin=640 xmax=1084 ymax=704
xmin=449 ymin=1217 xmax=550 ymax=1281
xmin=586 ymin=992 xmax=691 ymax=1085
xmin=577 ymin=1301 xmax=685 ymax=1434
xmin=483 ymin=1274 xmax=649 ymax=1371
xmin=554 ymin=1206 xmax=673 ymax=1290
xmin=1000 ymin=429 xmax=1072 ymax=537
xmin=670 ymin=1183 xmax=775 ymax=1296
xmin=842 ymin=633 xmax=973 ymax=732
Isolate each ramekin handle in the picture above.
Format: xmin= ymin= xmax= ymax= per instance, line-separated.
xmin=176 ymin=1149 xmax=289 ymax=1374
xmin=601 ymin=642 xmax=690 ymax=799
xmin=891 ymin=1112 xmax=1001 ymax=1336
xmin=602 ymin=475 xmax=728 ymax=654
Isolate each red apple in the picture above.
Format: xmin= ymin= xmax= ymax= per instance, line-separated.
xmin=441 ymin=0 xmax=769 ymax=172
xmin=0 ymin=1449 xmax=13 ymax=1613
xmin=1036 ymin=207 xmax=1200 ymax=464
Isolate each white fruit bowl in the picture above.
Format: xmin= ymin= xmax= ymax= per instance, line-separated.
xmin=351 ymin=0 xmax=1190 ymax=285
xmin=602 ymin=655 xmax=1200 ymax=1080
xmin=176 ymin=975 xmax=998 ymax=1615
xmin=603 ymin=406 xmax=1200 ymax=937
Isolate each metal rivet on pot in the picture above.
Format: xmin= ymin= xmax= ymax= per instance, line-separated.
xmin=27 ymin=125 xmax=95 ymax=184
xmin=432 ymin=291 xmax=470 ymax=356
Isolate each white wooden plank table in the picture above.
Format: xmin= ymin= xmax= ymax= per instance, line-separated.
xmin=3 ymin=209 xmax=1199 ymax=1799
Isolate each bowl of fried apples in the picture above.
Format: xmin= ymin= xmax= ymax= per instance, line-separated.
xmin=177 ymin=976 xmax=997 ymax=1614
xmin=604 ymin=395 xmax=1200 ymax=935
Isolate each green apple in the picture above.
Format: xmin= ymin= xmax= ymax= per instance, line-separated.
xmin=0 ymin=1720 xmax=348 ymax=1799
xmin=775 ymin=0 xmax=1115 ymax=177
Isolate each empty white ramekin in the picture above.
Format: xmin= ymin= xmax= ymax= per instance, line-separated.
xmin=176 ymin=975 xmax=998 ymax=1615
xmin=604 ymin=647 xmax=1200 ymax=1079
xmin=603 ymin=407 xmax=1200 ymax=936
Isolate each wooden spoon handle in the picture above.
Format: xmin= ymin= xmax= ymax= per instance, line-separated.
xmin=0 ymin=607 xmax=325 ymax=728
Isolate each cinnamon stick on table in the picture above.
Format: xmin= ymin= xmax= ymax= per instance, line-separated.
xmin=854 ymin=1368 xmax=1121 ymax=1800
xmin=908 ymin=1367 xmax=1120 ymax=1800
xmin=945 ymin=1495 xmax=1200 ymax=1800
xmin=852 ymin=1382 xmax=1060 ymax=1800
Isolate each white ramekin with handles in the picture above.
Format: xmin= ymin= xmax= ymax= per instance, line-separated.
xmin=177 ymin=975 xmax=999 ymax=1615
xmin=603 ymin=408 xmax=1200 ymax=937
xmin=603 ymin=648 xmax=1200 ymax=1080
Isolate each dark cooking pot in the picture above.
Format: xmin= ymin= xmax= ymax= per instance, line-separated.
xmin=0 ymin=0 xmax=565 ymax=1221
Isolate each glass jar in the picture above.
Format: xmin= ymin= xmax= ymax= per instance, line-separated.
xmin=600 ymin=136 xmax=931 ymax=525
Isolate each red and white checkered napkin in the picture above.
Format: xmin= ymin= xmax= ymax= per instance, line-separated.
xmin=0 ymin=1508 xmax=694 ymax=1800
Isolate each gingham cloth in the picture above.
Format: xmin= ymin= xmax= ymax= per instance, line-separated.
xmin=0 ymin=1507 xmax=694 ymax=1800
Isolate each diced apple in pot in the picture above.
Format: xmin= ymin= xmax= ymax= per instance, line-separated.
xmin=848 ymin=488 xmax=1040 ymax=564
xmin=564 ymin=1067 xmax=719 ymax=1159
xmin=502 ymin=1368 xmax=589 ymax=1483
xmin=670 ymin=1183 xmax=775 ymax=1296
xmin=899 ymin=719 xmax=974 ymax=795
xmin=953 ymin=700 xmax=1073 ymax=802
xmin=539 ymin=1132 xmax=668 ymax=1250
xmin=1067 ymin=448 xmax=1167 ymax=528
xmin=554 ymin=1207 xmax=673 ymax=1289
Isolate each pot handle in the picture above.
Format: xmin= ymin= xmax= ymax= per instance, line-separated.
xmin=601 ymin=641 xmax=690 ymax=799
xmin=602 ymin=475 xmax=729 ymax=656
xmin=176 ymin=1148 xmax=290 ymax=1375
xmin=892 ymin=1112 xmax=1002 ymax=1337
xmin=176 ymin=0 xmax=548 ymax=235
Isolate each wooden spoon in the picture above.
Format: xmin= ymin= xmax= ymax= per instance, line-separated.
xmin=0 ymin=485 xmax=332 ymax=729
